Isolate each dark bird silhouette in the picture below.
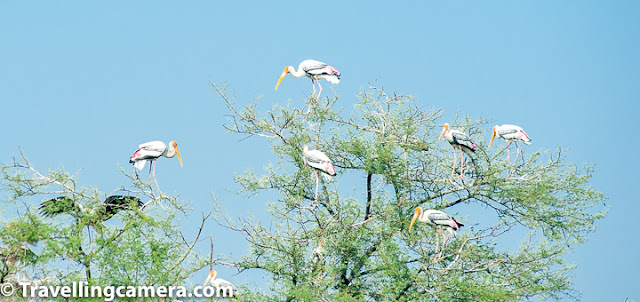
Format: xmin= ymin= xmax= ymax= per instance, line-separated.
xmin=39 ymin=195 xmax=142 ymax=221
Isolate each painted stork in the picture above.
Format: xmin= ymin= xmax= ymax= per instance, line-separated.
xmin=408 ymin=207 xmax=464 ymax=258
xmin=275 ymin=59 xmax=341 ymax=113
xmin=439 ymin=123 xmax=476 ymax=178
xmin=203 ymin=270 xmax=239 ymax=302
xmin=302 ymin=145 xmax=337 ymax=201
xmin=489 ymin=124 xmax=531 ymax=163
xmin=129 ymin=141 xmax=182 ymax=191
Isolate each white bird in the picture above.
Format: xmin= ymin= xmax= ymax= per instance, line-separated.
xmin=408 ymin=207 xmax=464 ymax=258
xmin=438 ymin=123 xmax=476 ymax=178
xmin=129 ymin=141 xmax=182 ymax=192
xmin=489 ymin=124 xmax=531 ymax=163
xmin=302 ymin=145 xmax=337 ymax=201
xmin=203 ymin=270 xmax=239 ymax=302
xmin=275 ymin=59 xmax=341 ymax=113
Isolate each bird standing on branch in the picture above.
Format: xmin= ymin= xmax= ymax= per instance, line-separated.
xmin=129 ymin=140 xmax=183 ymax=194
xmin=275 ymin=59 xmax=340 ymax=113
xmin=408 ymin=207 xmax=464 ymax=259
xmin=302 ymin=145 xmax=337 ymax=201
xmin=489 ymin=124 xmax=531 ymax=163
xmin=203 ymin=270 xmax=239 ymax=302
xmin=439 ymin=123 xmax=476 ymax=178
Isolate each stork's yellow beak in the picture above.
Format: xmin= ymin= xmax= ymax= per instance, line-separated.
xmin=203 ymin=270 xmax=214 ymax=287
xmin=438 ymin=124 xmax=448 ymax=141
xmin=489 ymin=126 xmax=497 ymax=150
xmin=408 ymin=208 xmax=421 ymax=232
xmin=275 ymin=67 xmax=289 ymax=90
xmin=176 ymin=147 xmax=183 ymax=167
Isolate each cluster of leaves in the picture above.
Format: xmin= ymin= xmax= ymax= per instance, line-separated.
xmin=211 ymin=83 xmax=607 ymax=301
xmin=0 ymin=154 xmax=212 ymax=301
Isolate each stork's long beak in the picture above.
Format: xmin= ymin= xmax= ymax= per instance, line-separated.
xmin=408 ymin=208 xmax=421 ymax=232
xmin=203 ymin=270 xmax=215 ymax=287
xmin=489 ymin=126 xmax=497 ymax=150
xmin=176 ymin=147 xmax=183 ymax=167
xmin=275 ymin=67 xmax=289 ymax=90
xmin=438 ymin=126 xmax=447 ymax=141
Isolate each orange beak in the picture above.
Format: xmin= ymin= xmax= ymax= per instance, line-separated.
xmin=489 ymin=126 xmax=497 ymax=150
xmin=438 ymin=124 xmax=448 ymax=141
xmin=275 ymin=67 xmax=289 ymax=90
xmin=408 ymin=207 xmax=421 ymax=232
xmin=175 ymin=144 xmax=183 ymax=167
xmin=203 ymin=270 xmax=215 ymax=287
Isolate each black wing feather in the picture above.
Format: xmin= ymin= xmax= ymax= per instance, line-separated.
xmin=39 ymin=196 xmax=80 ymax=217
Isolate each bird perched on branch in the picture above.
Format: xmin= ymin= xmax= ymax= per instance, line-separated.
xmin=302 ymin=145 xmax=337 ymax=201
xmin=439 ymin=123 xmax=476 ymax=178
xmin=275 ymin=59 xmax=341 ymax=113
xmin=40 ymin=195 xmax=143 ymax=241
xmin=408 ymin=207 xmax=464 ymax=259
xmin=39 ymin=195 xmax=142 ymax=222
xmin=203 ymin=270 xmax=239 ymax=302
xmin=129 ymin=140 xmax=183 ymax=193
xmin=489 ymin=124 xmax=531 ymax=163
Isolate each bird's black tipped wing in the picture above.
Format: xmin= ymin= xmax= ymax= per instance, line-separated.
xmin=102 ymin=195 xmax=142 ymax=219
xmin=301 ymin=60 xmax=340 ymax=78
xmin=301 ymin=60 xmax=328 ymax=74
xmin=451 ymin=132 xmax=477 ymax=152
xmin=499 ymin=127 xmax=519 ymax=136
xmin=39 ymin=196 xmax=80 ymax=217
xmin=426 ymin=211 xmax=454 ymax=225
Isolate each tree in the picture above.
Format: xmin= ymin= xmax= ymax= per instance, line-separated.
xmin=0 ymin=152 xmax=211 ymax=301
xmin=212 ymin=83 xmax=607 ymax=301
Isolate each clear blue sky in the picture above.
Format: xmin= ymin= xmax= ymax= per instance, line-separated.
xmin=1 ymin=1 xmax=638 ymax=300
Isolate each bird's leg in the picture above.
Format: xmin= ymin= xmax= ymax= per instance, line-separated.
xmin=506 ymin=141 xmax=511 ymax=163
xmin=458 ymin=146 xmax=464 ymax=178
xmin=151 ymin=161 xmax=164 ymax=198
xmin=311 ymin=79 xmax=316 ymax=97
xmin=314 ymin=170 xmax=320 ymax=201
xmin=153 ymin=159 xmax=157 ymax=180
xmin=451 ymin=148 xmax=457 ymax=179
xmin=433 ymin=229 xmax=440 ymax=260
xmin=441 ymin=228 xmax=448 ymax=249
xmin=153 ymin=175 xmax=164 ymax=199
xmin=305 ymin=80 xmax=315 ymax=114
xmin=439 ymin=228 xmax=448 ymax=260
xmin=148 ymin=160 xmax=153 ymax=183
xmin=316 ymin=78 xmax=323 ymax=101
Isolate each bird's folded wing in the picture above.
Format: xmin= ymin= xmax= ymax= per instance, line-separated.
xmin=427 ymin=212 xmax=453 ymax=225
xmin=451 ymin=132 xmax=476 ymax=149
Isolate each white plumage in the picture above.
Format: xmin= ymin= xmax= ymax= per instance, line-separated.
xmin=303 ymin=145 xmax=337 ymax=176
xmin=408 ymin=207 xmax=464 ymax=259
xmin=129 ymin=141 xmax=182 ymax=170
xmin=302 ymin=145 xmax=337 ymax=201
xmin=129 ymin=140 xmax=183 ymax=193
xmin=439 ymin=123 xmax=476 ymax=178
xmin=203 ymin=270 xmax=238 ymax=301
xmin=489 ymin=124 xmax=531 ymax=162
xmin=275 ymin=59 xmax=341 ymax=112
xmin=408 ymin=208 xmax=464 ymax=235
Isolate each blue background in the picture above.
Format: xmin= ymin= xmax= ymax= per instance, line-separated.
xmin=1 ymin=2 xmax=637 ymax=300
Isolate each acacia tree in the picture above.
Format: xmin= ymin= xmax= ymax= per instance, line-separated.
xmin=0 ymin=153 xmax=211 ymax=301
xmin=212 ymin=83 xmax=606 ymax=301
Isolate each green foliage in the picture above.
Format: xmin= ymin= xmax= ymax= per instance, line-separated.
xmin=212 ymin=83 xmax=606 ymax=301
xmin=0 ymin=153 xmax=211 ymax=301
